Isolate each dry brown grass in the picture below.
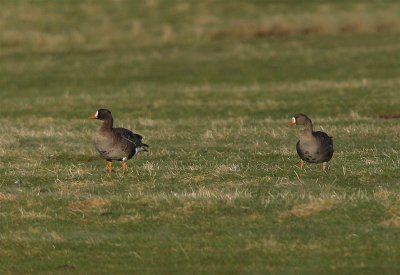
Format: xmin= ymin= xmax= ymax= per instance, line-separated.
xmin=0 ymin=192 xmax=17 ymax=202
xmin=373 ymin=189 xmax=399 ymax=201
xmin=378 ymin=112 xmax=400 ymax=119
xmin=1 ymin=3 xmax=400 ymax=52
xmin=381 ymin=217 xmax=400 ymax=228
xmin=282 ymin=199 xmax=335 ymax=218
xmin=245 ymin=238 xmax=285 ymax=251
xmin=178 ymin=78 xmax=400 ymax=96
xmin=214 ymin=163 xmax=241 ymax=175
xmin=107 ymin=213 xmax=144 ymax=224
xmin=161 ymin=25 xmax=175 ymax=44
xmin=133 ymin=187 xmax=253 ymax=202
xmin=212 ymin=11 xmax=400 ymax=40
xmin=18 ymin=209 xmax=51 ymax=220
xmin=67 ymin=198 xmax=110 ymax=211
xmin=380 ymin=202 xmax=400 ymax=228
xmin=47 ymin=231 xmax=64 ymax=242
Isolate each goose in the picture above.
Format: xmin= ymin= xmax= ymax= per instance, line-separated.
xmin=288 ymin=113 xmax=333 ymax=172
xmin=88 ymin=109 xmax=149 ymax=174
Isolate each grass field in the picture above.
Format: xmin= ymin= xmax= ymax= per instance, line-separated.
xmin=1 ymin=1 xmax=400 ymax=273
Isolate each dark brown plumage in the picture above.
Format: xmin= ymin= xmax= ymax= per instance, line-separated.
xmin=288 ymin=113 xmax=333 ymax=172
xmin=89 ymin=109 xmax=149 ymax=174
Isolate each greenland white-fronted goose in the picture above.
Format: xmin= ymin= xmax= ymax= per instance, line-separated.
xmin=88 ymin=109 xmax=149 ymax=174
xmin=288 ymin=113 xmax=333 ymax=172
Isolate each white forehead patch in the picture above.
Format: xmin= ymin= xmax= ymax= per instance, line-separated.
xmin=95 ymin=110 xmax=98 ymax=118
xmin=291 ymin=117 xmax=296 ymax=124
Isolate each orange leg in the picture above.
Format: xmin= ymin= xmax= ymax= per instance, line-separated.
xmin=299 ymin=160 xmax=304 ymax=169
xmin=107 ymin=161 xmax=112 ymax=173
xmin=122 ymin=161 xmax=127 ymax=175
xmin=322 ymin=162 xmax=327 ymax=173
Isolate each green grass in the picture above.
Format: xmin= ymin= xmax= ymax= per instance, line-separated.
xmin=1 ymin=1 xmax=400 ymax=274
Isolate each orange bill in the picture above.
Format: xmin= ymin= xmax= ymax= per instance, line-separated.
xmin=288 ymin=117 xmax=296 ymax=126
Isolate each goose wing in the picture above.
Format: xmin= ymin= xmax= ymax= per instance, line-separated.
xmin=113 ymin=128 xmax=144 ymax=147
xmin=314 ymin=131 xmax=334 ymax=159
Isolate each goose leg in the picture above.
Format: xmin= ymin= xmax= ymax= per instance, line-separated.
xmin=322 ymin=162 xmax=327 ymax=172
xmin=107 ymin=161 xmax=112 ymax=173
xmin=122 ymin=157 xmax=128 ymax=175
xmin=299 ymin=160 xmax=304 ymax=169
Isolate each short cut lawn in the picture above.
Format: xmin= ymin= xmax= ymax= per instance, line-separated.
xmin=1 ymin=0 xmax=400 ymax=273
